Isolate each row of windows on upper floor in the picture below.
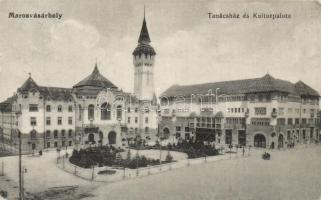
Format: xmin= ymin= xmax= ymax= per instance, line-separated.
xmin=127 ymin=126 xmax=150 ymax=134
xmin=30 ymin=116 xmax=73 ymax=126
xmin=127 ymin=117 xmax=149 ymax=124
xmin=276 ymin=118 xmax=318 ymax=126
xmin=27 ymin=104 xmax=73 ymax=112
xmin=27 ymin=103 xmax=153 ymax=114
xmin=30 ymin=129 xmax=74 ymax=139
xmin=161 ymin=94 xmax=319 ymax=105
xmin=250 ymin=117 xmax=318 ymax=126
xmin=254 ymin=107 xmax=318 ymax=116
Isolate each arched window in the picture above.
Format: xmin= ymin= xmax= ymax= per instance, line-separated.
xmin=46 ymin=105 xmax=51 ymax=112
xmin=54 ymin=130 xmax=58 ymax=139
xmin=58 ymin=105 xmax=62 ymax=112
xmin=68 ymin=105 xmax=73 ymax=112
xmin=101 ymin=103 xmax=111 ymax=120
xmin=68 ymin=130 xmax=73 ymax=138
xmin=116 ymin=105 xmax=122 ymax=120
xmin=88 ymin=104 xmax=95 ymax=120
xmin=46 ymin=130 xmax=51 ymax=138
xmin=145 ymin=127 xmax=149 ymax=133
xmin=78 ymin=104 xmax=82 ymax=120
xmin=61 ymin=130 xmax=66 ymax=137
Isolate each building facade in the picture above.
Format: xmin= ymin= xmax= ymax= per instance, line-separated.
xmin=159 ymin=74 xmax=320 ymax=149
xmin=0 ymin=15 xmax=158 ymax=152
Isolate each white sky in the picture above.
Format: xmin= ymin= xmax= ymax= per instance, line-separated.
xmin=0 ymin=0 xmax=321 ymax=101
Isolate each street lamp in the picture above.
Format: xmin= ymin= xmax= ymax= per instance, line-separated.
xmin=15 ymin=110 xmax=22 ymax=200
xmin=215 ymin=88 xmax=220 ymax=104
xmin=157 ymin=110 xmax=162 ymax=171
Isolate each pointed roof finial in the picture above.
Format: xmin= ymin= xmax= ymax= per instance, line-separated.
xmin=28 ymin=72 xmax=31 ymax=78
xmin=144 ymin=5 xmax=146 ymax=19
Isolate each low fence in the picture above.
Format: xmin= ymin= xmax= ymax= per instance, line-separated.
xmin=57 ymin=150 xmax=250 ymax=183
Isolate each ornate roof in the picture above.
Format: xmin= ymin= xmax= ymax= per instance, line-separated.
xmin=39 ymin=87 xmax=73 ymax=101
xmin=17 ymin=76 xmax=73 ymax=101
xmin=133 ymin=16 xmax=156 ymax=56
xmin=73 ymin=64 xmax=117 ymax=89
xmin=161 ymin=74 xmax=319 ymax=97
xmin=18 ymin=77 xmax=40 ymax=93
xmin=138 ymin=18 xmax=151 ymax=43
xmin=294 ymin=81 xmax=319 ymax=96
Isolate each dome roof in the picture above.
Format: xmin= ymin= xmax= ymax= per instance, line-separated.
xmin=73 ymin=64 xmax=117 ymax=89
xmin=132 ymin=16 xmax=156 ymax=56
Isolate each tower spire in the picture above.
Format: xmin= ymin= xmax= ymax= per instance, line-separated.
xmin=138 ymin=6 xmax=151 ymax=44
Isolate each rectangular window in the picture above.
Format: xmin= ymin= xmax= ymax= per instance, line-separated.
xmin=29 ymin=104 xmax=38 ymax=112
xmin=295 ymin=118 xmax=300 ymax=124
xmin=277 ymin=118 xmax=286 ymax=125
xmin=68 ymin=105 xmax=73 ymax=112
xmin=47 ymin=142 xmax=50 ymax=148
xmin=176 ymin=126 xmax=181 ymax=131
xmin=278 ymin=107 xmax=284 ymax=116
xmin=46 ymin=117 xmax=51 ymax=125
xmin=254 ymin=107 xmax=267 ymax=115
xmin=135 ymin=117 xmax=138 ymax=124
xmin=54 ymin=142 xmax=58 ymax=147
xmin=128 ymin=117 xmax=130 ymax=124
xmin=302 ymin=118 xmax=307 ymax=124
xmin=287 ymin=118 xmax=293 ymax=125
xmin=58 ymin=117 xmax=62 ymax=125
xmin=68 ymin=117 xmax=73 ymax=125
xmin=145 ymin=117 xmax=148 ymax=123
xmin=69 ymin=141 xmax=72 ymax=146
xmin=30 ymin=117 xmax=37 ymax=126
xmin=185 ymin=127 xmax=189 ymax=132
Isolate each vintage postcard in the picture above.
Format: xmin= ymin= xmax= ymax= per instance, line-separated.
xmin=0 ymin=0 xmax=321 ymax=199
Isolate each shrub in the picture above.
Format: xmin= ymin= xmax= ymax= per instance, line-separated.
xmin=0 ymin=190 xmax=8 ymax=198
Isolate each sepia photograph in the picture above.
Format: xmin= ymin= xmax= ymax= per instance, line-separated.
xmin=0 ymin=0 xmax=321 ymax=199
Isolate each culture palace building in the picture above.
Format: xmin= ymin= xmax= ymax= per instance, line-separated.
xmin=0 ymin=14 xmax=158 ymax=152
xmin=159 ymin=74 xmax=321 ymax=149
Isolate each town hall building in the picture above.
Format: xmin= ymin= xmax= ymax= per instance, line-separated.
xmin=0 ymin=14 xmax=158 ymax=152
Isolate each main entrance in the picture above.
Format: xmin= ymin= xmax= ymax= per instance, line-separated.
xmin=108 ymin=131 xmax=116 ymax=145
xmin=254 ymin=134 xmax=266 ymax=148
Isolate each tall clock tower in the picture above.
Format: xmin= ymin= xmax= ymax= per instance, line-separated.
xmin=132 ymin=12 xmax=156 ymax=101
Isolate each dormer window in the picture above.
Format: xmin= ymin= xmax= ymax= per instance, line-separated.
xmin=46 ymin=105 xmax=51 ymax=112
xmin=58 ymin=105 xmax=62 ymax=112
